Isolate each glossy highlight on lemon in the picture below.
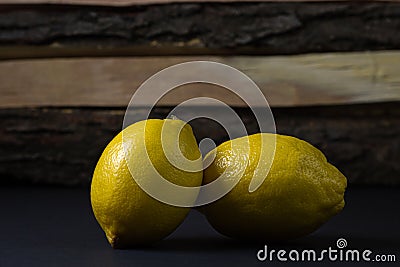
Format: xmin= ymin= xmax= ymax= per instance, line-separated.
xmin=90 ymin=119 xmax=203 ymax=248
xmin=202 ymin=133 xmax=347 ymax=241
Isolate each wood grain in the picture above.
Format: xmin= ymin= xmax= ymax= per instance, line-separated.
xmin=1 ymin=51 xmax=400 ymax=108
xmin=1 ymin=103 xmax=399 ymax=186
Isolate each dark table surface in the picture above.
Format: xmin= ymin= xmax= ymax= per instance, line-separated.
xmin=0 ymin=186 xmax=399 ymax=267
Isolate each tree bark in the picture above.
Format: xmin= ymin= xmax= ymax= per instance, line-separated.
xmin=1 ymin=2 xmax=400 ymax=57
xmin=1 ymin=103 xmax=399 ymax=186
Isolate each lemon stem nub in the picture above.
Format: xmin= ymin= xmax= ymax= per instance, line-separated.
xmin=168 ymin=115 xmax=180 ymax=120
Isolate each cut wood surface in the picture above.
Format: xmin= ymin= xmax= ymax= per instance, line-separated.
xmin=1 ymin=0 xmax=399 ymax=6
xmin=1 ymin=3 xmax=400 ymax=56
xmin=1 ymin=103 xmax=399 ymax=186
xmin=1 ymin=51 xmax=400 ymax=108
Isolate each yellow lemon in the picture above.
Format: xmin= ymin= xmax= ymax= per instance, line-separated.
xmin=202 ymin=133 xmax=347 ymax=241
xmin=91 ymin=119 xmax=202 ymax=248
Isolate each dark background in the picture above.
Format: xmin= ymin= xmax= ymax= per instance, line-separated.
xmin=0 ymin=1 xmax=399 ymax=266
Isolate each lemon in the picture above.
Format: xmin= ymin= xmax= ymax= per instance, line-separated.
xmin=91 ymin=119 xmax=202 ymax=248
xmin=202 ymin=133 xmax=347 ymax=241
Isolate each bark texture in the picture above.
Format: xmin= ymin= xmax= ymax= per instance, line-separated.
xmin=0 ymin=3 xmax=400 ymax=55
xmin=1 ymin=103 xmax=399 ymax=186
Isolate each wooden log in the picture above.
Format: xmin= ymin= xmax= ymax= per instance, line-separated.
xmin=1 ymin=52 xmax=400 ymax=108
xmin=0 ymin=103 xmax=399 ymax=186
xmin=1 ymin=2 xmax=400 ymax=57
xmin=1 ymin=1 xmax=400 ymax=7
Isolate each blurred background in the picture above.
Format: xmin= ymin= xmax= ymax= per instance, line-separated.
xmin=0 ymin=0 xmax=399 ymax=266
xmin=1 ymin=1 xmax=399 ymax=187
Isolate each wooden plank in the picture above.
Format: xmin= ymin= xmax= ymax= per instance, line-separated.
xmin=1 ymin=51 xmax=400 ymax=108
xmin=1 ymin=3 xmax=400 ymax=55
xmin=0 ymin=46 xmax=238 ymax=60
xmin=1 ymin=103 xmax=399 ymax=186
xmin=1 ymin=0 xmax=399 ymax=6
